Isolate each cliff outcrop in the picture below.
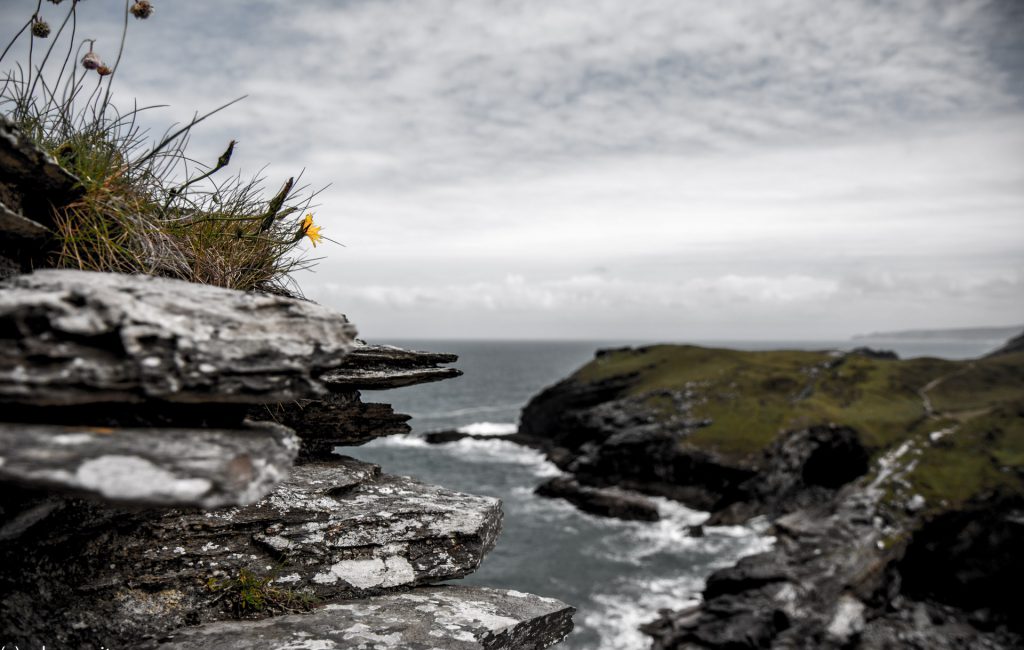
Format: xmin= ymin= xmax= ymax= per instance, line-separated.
xmin=518 ymin=343 xmax=1024 ymax=649
xmin=1 ymin=126 xmax=573 ymax=649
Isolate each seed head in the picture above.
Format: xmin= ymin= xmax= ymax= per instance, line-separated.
xmin=130 ymin=1 xmax=154 ymax=19
xmin=97 ymin=65 xmax=113 ymax=77
xmin=81 ymin=50 xmax=101 ymax=70
xmin=32 ymin=19 xmax=51 ymax=38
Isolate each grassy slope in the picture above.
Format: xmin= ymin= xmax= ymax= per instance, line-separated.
xmin=575 ymin=345 xmax=1024 ymax=511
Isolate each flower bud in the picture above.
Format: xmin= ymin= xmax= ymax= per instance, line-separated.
xmin=130 ymin=1 xmax=154 ymax=19
xmin=32 ymin=19 xmax=51 ymax=38
xmin=97 ymin=65 xmax=113 ymax=77
xmin=81 ymin=51 xmax=101 ymax=70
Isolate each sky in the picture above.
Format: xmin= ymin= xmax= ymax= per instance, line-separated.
xmin=5 ymin=0 xmax=1024 ymax=340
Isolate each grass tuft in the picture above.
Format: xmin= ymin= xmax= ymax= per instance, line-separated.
xmin=2 ymin=0 xmax=331 ymax=294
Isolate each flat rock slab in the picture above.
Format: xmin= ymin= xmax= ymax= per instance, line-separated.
xmin=0 ymin=459 xmax=503 ymax=646
xmin=322 ymin=343 xmax=461 ymax=390
xmin=0 ymin=269 xmax=357 ymax=406
xmin=148 ymin=585 xmax=575 ymax=650
xmin=0 ymin=420 xmax=298 ymax=507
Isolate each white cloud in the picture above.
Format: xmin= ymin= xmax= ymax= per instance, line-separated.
xmin=3 ymin=0 xmax=1022 ymax=339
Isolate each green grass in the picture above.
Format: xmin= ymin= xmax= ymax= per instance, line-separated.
xmin=570 ymin=344 xmax=1024 ymax=508
xmin=207 ymin=568 xmax=317 ymax=617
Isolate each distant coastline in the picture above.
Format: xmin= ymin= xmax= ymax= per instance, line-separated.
xmin=853 ymin=325 xmax=1023 ymax=341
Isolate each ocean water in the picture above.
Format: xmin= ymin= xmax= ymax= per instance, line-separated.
xmin=346 ymin=338 xmax=1003 ymax=649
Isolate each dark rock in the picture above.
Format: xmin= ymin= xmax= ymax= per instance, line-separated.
xmin=708 ymin=425 xmax=870 ymax=525
xmin=897 ymin=495 xmax=1024 ymax=634
xmin=986 ymin=330 xmax=1024 ymax=357
xmin=321 ymin=342 xmax=461 ymax=390
xmin=252 ymin=391 xmax=412 ymax=459
xmin=0 ymin=114 xmax=83 ymax=230
xmin=0 ymin=201 xmax=49 ymax=240
xmin=535 ymin=476 xmax=661 ymax=522
xmin=519 ymin=377 xmax=755 ymax=511
xmin=0 ymin=420 xmax=298 ymax=507
xmin=848 ymin=346 xmax=899 ymax=360
xmin=143 ymin=585 xmax=574 ymax=650
xmin=0 ymin=269 xmax=357 ymax=406
xmin=0 ymin=458 xmax=503 ymax=647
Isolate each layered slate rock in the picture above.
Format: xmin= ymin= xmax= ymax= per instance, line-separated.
xmin=0 ymin=269 xmax=357 ymax=406
xmin=0 ymin=420 xmax=298 ymax=507
xmin=0 ymin=458 xmax=503 ymax=647
xmin=147 ymin=585 xmax=575 ymax=650
xmin=254 ymin=392 xmax=412 ymax=457
xmin=253 ymin=342 xmax=462 ymax=457
xmin=321 ymin=342 xmax=462 ymax=390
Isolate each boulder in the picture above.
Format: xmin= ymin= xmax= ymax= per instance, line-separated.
xmin=0 ymin=269 xmax=357 ymax=407
xmin=145 ymin=585 xmax=575 ymax=650
xmin=0 ymin=420 xmax=298 ymax=507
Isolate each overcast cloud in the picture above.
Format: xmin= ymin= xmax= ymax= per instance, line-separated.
xmin=6 ymin=0 xmax=1023 ymax=339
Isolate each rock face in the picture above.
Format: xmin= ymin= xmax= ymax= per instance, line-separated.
xmin=0 ymin=458 xmax=503 ymax=647
xmin=0 ymin=269 xmax=357 ymax=407
xmin=144 ymin=585 xmax=575 ymax=650
xmin=0 ymin=420 xmax=298 ymax=507
xmin=519 ymin=380 xmax=755 ymax=511
xmin=0 ymin=264 xmax=570 ymax=648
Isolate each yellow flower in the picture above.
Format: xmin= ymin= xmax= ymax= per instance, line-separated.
xmin=301 ymin=213 xmax=322 ymax=247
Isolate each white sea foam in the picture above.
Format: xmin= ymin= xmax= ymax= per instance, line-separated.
xmin=365 ymin=435 xmax=430 ymax=449
xmin=581 ymin=574 xmax=705 ymax=650
xmin=413 ymin=404 xmax=520 ymax=419
xmin=579 ymin=521 xmax=775 ymax=649
xmin=456 ymin=421 xmax=519 ymax=436
xmin=445 ymin=438 xmax=561 ymax=477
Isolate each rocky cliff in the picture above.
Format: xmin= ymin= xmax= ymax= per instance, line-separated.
xmin=517 ymin=344 xmax=1024 ymax=649
xmin=0 ymin=128 xmax=574 ymax=649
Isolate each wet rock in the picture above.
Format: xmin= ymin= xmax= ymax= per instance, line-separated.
xmin=321 ymin=343 xmax=461 ymax=390
xmin=0 ymin=269 xmax=357 ymax=406
xmin=253 ymin=392 xmax=412 ymax=458
xmin=0 ymin=420 xmax=298 ymax=507
xmin=535 ymin=476 xmax=660 ymax=522
xmin=145 ymin=585 xmax=575 ymax=650
xmin=0 ymin=458 xmax=503 ymax=647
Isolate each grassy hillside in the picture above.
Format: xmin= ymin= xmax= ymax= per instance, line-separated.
xmin=575 ymin=345 xmax=1024 ymax=512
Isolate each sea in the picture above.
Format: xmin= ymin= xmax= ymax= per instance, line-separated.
xmin=348 ymin=338 xmax=1005 ymax=650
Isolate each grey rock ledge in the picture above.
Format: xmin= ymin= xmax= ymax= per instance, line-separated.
xmin=146 ymin=585 xmax=575 ymax=650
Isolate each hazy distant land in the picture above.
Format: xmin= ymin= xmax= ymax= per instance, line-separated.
xmin=853 ymin=325 xmax=1023 ymax=341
